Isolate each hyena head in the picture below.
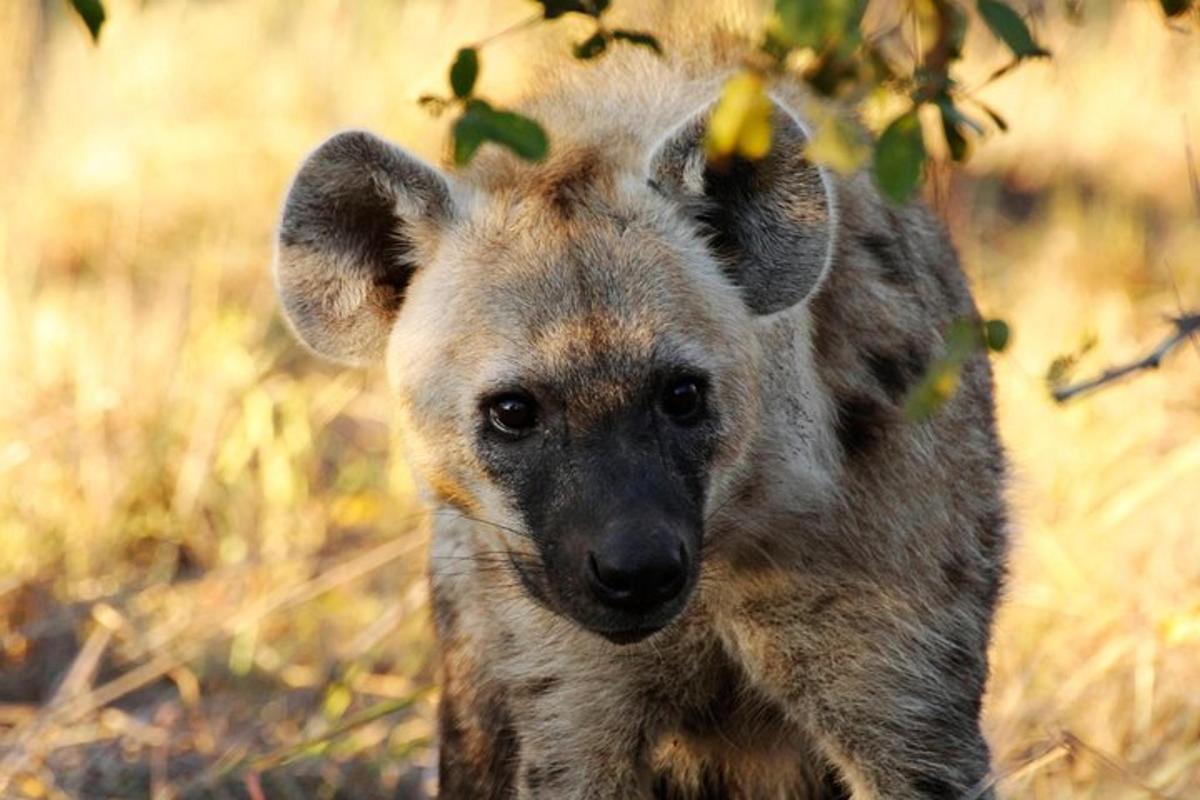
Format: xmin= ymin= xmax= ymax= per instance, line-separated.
xmin=274 ymin=100 xmax=836 ymax=643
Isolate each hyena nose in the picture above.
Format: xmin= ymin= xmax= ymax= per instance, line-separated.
xmin=585 ymin=537 xmax=688 ymax=613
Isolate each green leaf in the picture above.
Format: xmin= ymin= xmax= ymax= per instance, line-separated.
xmin=453 ymin=105 xmax=489 ymax=165
xmin=935 ymin=97 xmax=979 ymax=162
xmin=1158 ymin=0 xmax=1192 ymax=16
xmin=905 ymin=360 xmax=963 ymax=421
xmin=534 ymin=0 xmax=610 ymax=19
xmin=984 ymin=319 xmax=1010 ymax=352
xmin=976 ymin=0 xmax=1050 ymax=59
xmin=453 ymin=100 xmax=549 ymax=166
xmin=573 ymin=31 xmax=608 ymax=60
xmin=904 ymin=318 xmax=996 ymax=420
xmin=69 ymin=0 xmax=106 ymax=43
xmin=483 ymin=108 xmax=549 ymax=162
xmin=975 ymin=100 xmax=1009 ymax=132
xmin=611 ymin=30 xmax=663 ymax=55
xmin=773 ymin=0 xmax=866 ymax=51
xmin=944 ymin=318 xmax=985 ymax=360
xmin=449 ymin=48 xmax=479 ymax=99
xmin=940 ymin=114 xmax=968 ymax=162
xmin=873 ymin=110 xmax=926 ymax=204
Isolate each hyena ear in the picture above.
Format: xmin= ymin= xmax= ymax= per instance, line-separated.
xmin=274 ymin=130 xmax=454 ymax=365
xmin=648 ymin=99 xmax=837 ymax=315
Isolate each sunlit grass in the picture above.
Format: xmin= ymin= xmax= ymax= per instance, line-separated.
xmin=0 ymin=1 xmax=1197 ymax=797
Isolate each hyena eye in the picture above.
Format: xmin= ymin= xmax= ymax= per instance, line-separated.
xmin=486 ymin=392 xmax=538 ymax=437
xmin=660 ymin=376 xmax=705 ymax=423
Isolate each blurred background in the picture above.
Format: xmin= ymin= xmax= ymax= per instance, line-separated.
xmin=0 ymin=1 xmax=1197 ymax=797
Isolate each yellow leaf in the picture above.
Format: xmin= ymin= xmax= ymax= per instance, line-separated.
xmin=331 ymin=491 xmax=383 ymax=527
xmin=324 ymin=683 xmax=353 ymax=721
xmin=932 ymin=366 xmax=961 ymax=399
xmin=706 ymin=71 xmax=774 ymax=162
xmin=1160 ymin=602 xmax=1200 ymax=645
xmin=18 ymin=776 xmax=47 ymax=798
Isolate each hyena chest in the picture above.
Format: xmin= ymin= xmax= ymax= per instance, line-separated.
xmin=646 ymin=655 xmax=842 ymax=800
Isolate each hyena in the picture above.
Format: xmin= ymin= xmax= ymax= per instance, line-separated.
xmin=272 ymin=25 xmax=1008 ymax=800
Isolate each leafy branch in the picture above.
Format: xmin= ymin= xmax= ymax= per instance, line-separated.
xmin=704 ymin=0 xmax=1054 ymax=204
xmin=418 ymin=0 xmax=661 ymax=165
xmin=1048 ymin=313 xmax=1200 ymax=403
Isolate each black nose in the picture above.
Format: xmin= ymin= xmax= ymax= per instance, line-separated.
xmin=585 ymin=537 xmax=688 ymax=613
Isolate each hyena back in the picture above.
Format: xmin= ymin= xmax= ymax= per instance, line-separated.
xmin=273 ymin=28 xmax=1007 ymax=800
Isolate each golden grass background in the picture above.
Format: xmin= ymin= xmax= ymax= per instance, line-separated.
xmin=0 ymin=0 xmax=1198 ymax=797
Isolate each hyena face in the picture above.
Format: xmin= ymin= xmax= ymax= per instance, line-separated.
xmin=275 ymin=102 xmax=835 ymax=642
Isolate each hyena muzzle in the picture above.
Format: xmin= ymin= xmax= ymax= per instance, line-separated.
xmin=273 ymin=41 xmax=1007 ymax=800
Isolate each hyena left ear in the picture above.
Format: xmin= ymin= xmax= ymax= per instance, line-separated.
xmin=648 ymin=98 xmax=837 ymax=315
xmin=274 ymin=131 xmax=454 ymax=365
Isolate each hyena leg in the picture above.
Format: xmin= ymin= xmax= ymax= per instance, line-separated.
xmin=810 ymin=681 xmax=995 ymax=800
xmin=728 ymin=590 xmax=996 ymax=799
xmin=434 ymin=595 xmax=656 ymax=797
xmin=508 ymin=668 xmax=656 ymax=800
xmin=435 ymin=649 xmax=520 ymax=799
xmin=437 ymin=689 xmax=516 ymax=799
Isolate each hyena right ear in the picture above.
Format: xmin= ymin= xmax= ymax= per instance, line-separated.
xmin=648 ymin=99 xmax=838 ymax=316
xmin=274 ymin=131 xmax=454 ymax=365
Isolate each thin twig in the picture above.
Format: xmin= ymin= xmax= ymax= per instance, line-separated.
xmin=1185 ymin=116 xmax=1200 ymax=217
xmin=1059 ymin=730 xmax=1179 ymax=799
xmin=1052 ymin=313 xmax=1200 ymax=403
xmin=471 ymin=12 xmax=541 ymax=49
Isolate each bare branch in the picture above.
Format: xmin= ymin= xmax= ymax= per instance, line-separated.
xmin=1052 ymin=313 xmax=1200 ymax=403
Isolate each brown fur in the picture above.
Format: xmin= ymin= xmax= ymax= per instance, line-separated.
xmin=273 ymin=15 xmax=1007 ymax=800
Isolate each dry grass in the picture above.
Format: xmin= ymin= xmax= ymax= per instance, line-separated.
xmin=0 ymin=1 xmax=1197 ymax=797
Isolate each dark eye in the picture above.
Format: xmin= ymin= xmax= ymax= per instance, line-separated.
xmin=486 ymin=392 xmax=538 ymax=437
xmin=660 ymin=376 xmax=705 ymax=423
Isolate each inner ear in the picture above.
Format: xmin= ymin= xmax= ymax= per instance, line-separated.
xmin=274 ymin=131 xmax=454 ymax=365
xmin=649 ymin=100 xmax=837 ymax=315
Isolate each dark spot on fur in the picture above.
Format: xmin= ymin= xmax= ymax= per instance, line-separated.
xmin=694 ymin=767 xmax=733 ymax=800
xmin=809 ymin=592 xmax=838 ymax=615
xmin=977 ymin=507 xmax=1007 ymax=564
xmin=857 ymin=230 xmax=914 ymax=285
xmin=817 ymin=768 xmax=852 ymax=800
xmin=652 ymin=766 xmax=732 ymax=800
xmin=834 ymin=394 xmax=893 ymax=459
xmin=939 ymin=553 xmax=973 ymax=599
xmin=933 ymin=635 xmax=985 ymax=713
xmin=912 ymin=775 xmax=961 ymax=798
xmin=865 ymin=342 xmax=927 ymax=403
xmin=431 ymin=592 xmax=458 ymax=639
xmin=735 ymin=480 xmax=760 ymax=505
xmin=524 ymin=761 xmax=570 ymax=792
xmin=437 ymin=688 xmax=518 ymax=800
xmin=976 ymin=507 xmax=1009 ymax=612
xmin=523 ymin=676 xmax=561 ymax=698
xmin=536 ymin=150 xmax=609 ymax=219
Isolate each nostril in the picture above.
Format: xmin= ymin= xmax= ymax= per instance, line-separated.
xmin=587 ymin=551 xmax=632 ymax=597
xmin=654 ymin=544 xmax=688 ymax=600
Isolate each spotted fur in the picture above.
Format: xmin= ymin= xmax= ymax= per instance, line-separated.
xmin=273 ymin=17 xmax=1007 ymax=800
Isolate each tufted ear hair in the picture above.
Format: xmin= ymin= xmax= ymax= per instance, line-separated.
xmin=648 ymin=99 xmax=838 ymax=316
xmin=274 ymin=130 xmax=454 ymax=365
